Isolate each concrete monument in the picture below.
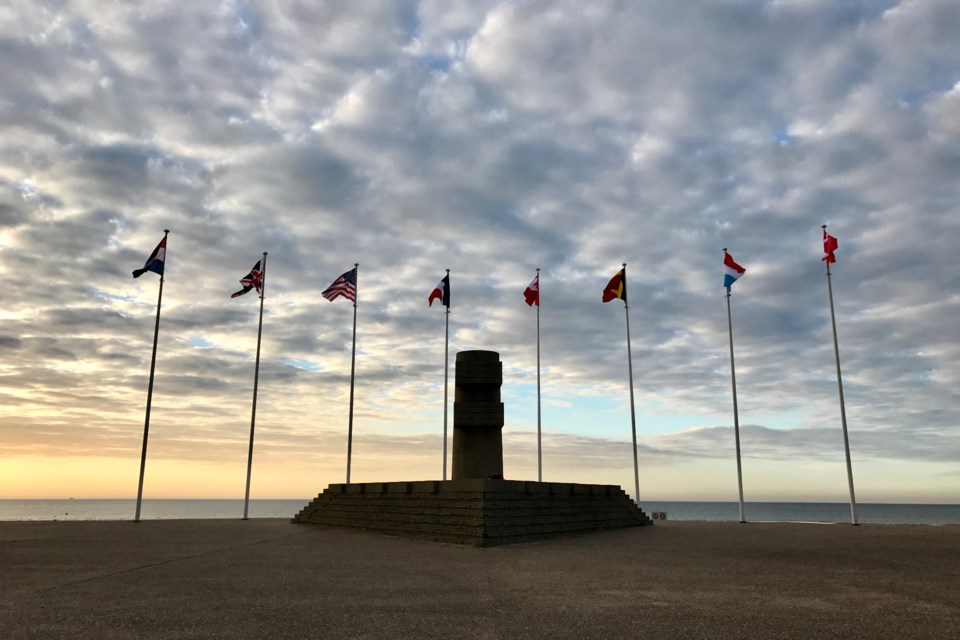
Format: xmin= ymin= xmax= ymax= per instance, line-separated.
xmin=294 ymin=349 xmax=652 ymax=545
xmin=452 ymin=350 xmax=504 ymax=480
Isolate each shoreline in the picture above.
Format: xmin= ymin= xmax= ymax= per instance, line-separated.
xmin=2 ymin=498 xmax=958 ymax=527
xmin=1 ymin=517 xmax=958 ymax=526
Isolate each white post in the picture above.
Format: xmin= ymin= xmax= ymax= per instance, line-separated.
xmin=724 ymin=249 xmax=746 ymax=523
xmin=536 ymin=267 xmax=542 ymax=483
xmin=243 ymin=252 xmax=267 ymax=520
xmin=823 ymin=225 xmax=858 ymax=525
xmin=622 ymin=264 xmax=640 ymax=504
xmin=442 ymin=269 xmax=450 ymax=481
xmin=346 ymin=263 xmax=359 ymax=484
xmin=134 ymin=229 xmax=168 ymax=523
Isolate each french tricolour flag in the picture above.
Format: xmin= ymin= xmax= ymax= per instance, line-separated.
xmin=428 ymin=273 xmax=450 ymax=307
xmin=723 ymin=251 xmax=745 ymax=290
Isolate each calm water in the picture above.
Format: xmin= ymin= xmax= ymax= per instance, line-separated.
xmin=639 ymin=501 xmax=960 ymax=525
xmin=0 ymin=499 xmax=306 ymax=522
xmin=0 ymin=499 xmax=957 ymax=525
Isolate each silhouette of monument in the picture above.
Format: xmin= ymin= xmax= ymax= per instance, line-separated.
xmin=452 ymin=350 xmax=504 ymax=480
xmin=294 ymin=350 xmax=651 ymax=545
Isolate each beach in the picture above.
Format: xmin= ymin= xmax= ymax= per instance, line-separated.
xmin=1 ymin=519 xmax=957 ymax=639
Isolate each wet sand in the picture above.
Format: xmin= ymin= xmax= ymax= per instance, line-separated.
xmin=1 ymin=519 xmax=957 ymax=639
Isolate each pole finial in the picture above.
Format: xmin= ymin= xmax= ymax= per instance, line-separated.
xmin=821 ymin=224 xmax=827 ymax=230
xmin=263 ymin=251 xmax=268 ymax=256
xmin=354 ymin=262 xmax=359 ymax=267
xmin=723 ymin=247 xmax=728 ymax=253
xmin=622 ymin=262 xmax=626 ymax=268
xmin=163 ymin=229 xmax=170 ymax=234
xmin=446 ymin=268 xmax=450 ymax=274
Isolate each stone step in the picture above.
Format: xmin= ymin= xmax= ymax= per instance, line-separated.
xmin=302 ymin=514 xmax=641 ymax=543
xmin=307 ymin=509 xmax=639 ymax=528
xmin=294 ymin=480 xmax=651 ymax=545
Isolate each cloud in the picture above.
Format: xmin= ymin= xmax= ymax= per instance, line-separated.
xmin=0 ymin=1 xmax=957 ymax=501
xmin=653 ymin=424 xmax=960 ymax=465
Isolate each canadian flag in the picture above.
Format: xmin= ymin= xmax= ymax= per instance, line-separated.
xmin=823 ymin=229 xmax=838 ymax=264
xmin=524 ymin=273 xmax=539 ymax=307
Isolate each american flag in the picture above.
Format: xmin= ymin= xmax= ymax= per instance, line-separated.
xmin=231 ymin=259 xmax=263 ymax=298
xmin=322 ymin=267 xmax=357 ymax=302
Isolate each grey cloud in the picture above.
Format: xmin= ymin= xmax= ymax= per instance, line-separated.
xmin=0 ymin=202 xmax=26 ymax=228
xmin=655 ymin=424 xmax=960 ymax=465
xmin=0 ymin=1 xmax=957 ymax=500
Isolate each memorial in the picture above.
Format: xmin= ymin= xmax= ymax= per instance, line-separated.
xmin=294 ymin=350 xmax=652 ymax=545
xmin=452 ymin=350 xmax=504 ymax=480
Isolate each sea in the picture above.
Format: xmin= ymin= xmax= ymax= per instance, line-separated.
xmin=0 ymin=499 xmax=957 ymax=525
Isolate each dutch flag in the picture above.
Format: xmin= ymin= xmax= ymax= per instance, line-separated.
xmin=133 ymin=234 xmax=167 ymax=278
xmin=723 ymin=251 xmax=745 ymax=290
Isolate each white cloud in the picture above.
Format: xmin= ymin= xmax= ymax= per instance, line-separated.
xmin=0 ymin=0 xmax=957 ymax=502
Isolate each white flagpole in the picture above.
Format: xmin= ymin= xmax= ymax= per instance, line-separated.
xmin=823 ymin=225 xmax=858 ymax=525
xmin=622 ymin=264 xmax=640 ymax=504
xmin=724 ymin=249 xmax=747 ymax=524
xmin=536 ymin=268 xmax=542 ymax=483
xmin=243 ymin=252 xmax=267 ymax=520
xmin=346 ymin=263 xmax=359 ymax=484
xmin=442 ymin=268 xmax=450 ymax=481
xmin=135 ymin=229 xmax=168 ymax=523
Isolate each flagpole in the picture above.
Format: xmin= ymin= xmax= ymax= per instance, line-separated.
xmin=622 ymin=263 xmax=640 ymax=504
xmin=536 ymin=267 xmax=542 ymax=483
xmin=134 ymin=229 xmax=168 ymax=522
xmin=823 ymin=225 xmax=858 ymax=525
xmin=346 ymin=263 xmax=359 ymax=484
xmin=243 ymin=252 xmax=267 ymax=520
xmin=442 ymin=268 xmax=450 ymax=481
xmin=723 ymin=249 xmax=746 ymax=524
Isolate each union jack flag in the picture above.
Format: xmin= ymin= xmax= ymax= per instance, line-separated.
xmin=231 ymin=259 xmax=263 ymax=298
xmin=322 ymin=266 xmax=357 ymax=302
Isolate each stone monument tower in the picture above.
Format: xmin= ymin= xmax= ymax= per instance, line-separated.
xmin=452 ymin=350 xmax=504 ymax=480
xmin=294 ymin=349 xmax=652 ymax=545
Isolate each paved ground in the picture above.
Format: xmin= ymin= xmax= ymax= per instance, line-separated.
xmin=0 ymin=519 xmax=957 ymax=639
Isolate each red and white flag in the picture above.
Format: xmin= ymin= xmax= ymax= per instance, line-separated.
xmin=823 ymin=229 xmax=838 ymax=264
xmin=132 ymin=234 xmax=167 ymax=279
xmin=322 ymin=267 xmax=357 ymax=302
xmin=523 ymin=273 xmax=539 ymax=307
xmin=230 ymin=259 xmax=263 ymax=298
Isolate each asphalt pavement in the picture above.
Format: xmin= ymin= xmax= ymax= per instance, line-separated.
xmin=1 ymin=519 xmax=957 ymax=639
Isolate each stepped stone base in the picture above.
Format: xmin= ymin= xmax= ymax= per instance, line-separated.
xmin=292 ymin=479 xmax=653 ymax=546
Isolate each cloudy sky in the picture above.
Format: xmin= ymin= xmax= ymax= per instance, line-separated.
xmin=1 ymin=0 xmax=958 ymax=506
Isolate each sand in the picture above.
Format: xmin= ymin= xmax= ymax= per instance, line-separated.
xmin=0 ymin=519 xmax=957 ymax=639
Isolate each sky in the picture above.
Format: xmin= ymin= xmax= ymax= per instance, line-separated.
xmin=1 ymin=0 xmax=958 ymax=505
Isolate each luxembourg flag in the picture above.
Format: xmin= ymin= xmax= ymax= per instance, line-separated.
xmin=723 ymin=251 xmax=745 ymax=290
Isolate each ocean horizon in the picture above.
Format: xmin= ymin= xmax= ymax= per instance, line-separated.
xmin=1 ymin=499 xmax=957 ymax=525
